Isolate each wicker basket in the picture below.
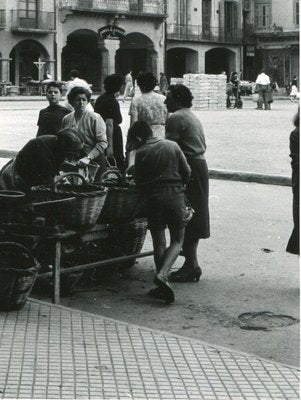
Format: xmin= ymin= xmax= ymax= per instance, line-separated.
xmin=0 ymin=242 xmax=40 ymax=311
xmin=98 ymin=186 xmax=143 ymax=224
xmin=31 ymin=173 xmax=107 ymax=228
xmin=105 ymin=218 xmax=148 ymax=268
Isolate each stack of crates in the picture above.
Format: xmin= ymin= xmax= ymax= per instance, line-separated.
xmin=182 ymin=74 xmax=227 ymax=110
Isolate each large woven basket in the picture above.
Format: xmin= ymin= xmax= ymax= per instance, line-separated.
xmin=0 ymin=242 xmax=40 ymax=311
xmin=98 ymin=186 xmax=142 ymax=224
xmin=105 ymin=218 xmax=148 ymax=268
xmin=31 ymin=173 xmax=107 ymax=228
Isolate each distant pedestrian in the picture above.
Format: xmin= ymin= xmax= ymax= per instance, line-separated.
xmin=36 ymin=81 xmax=71 ymax=137
xmin=255 ymin=69 xmax=271 ymax=110
xmin=290 ymin=76 xmax=298 ymax=103
xmin=159 ymin=72 xmax=168 ymax=95
xmin=286 ymin=109 xmax=299 ymax=255
xmin=64 ymin=69 xmax=93 ymax=111
xmin=94 ymin=73 xmax=125 ymax=170
xmin=132 ymin=121 xmax=192 ymax=304
xmin=123 ymin=71 xmax=133 ymax=102
xmin=165 ymin=84 xmax=210 ymax=283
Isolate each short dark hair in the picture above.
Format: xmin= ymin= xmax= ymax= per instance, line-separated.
xmin=127 ymin=121 xmax=153 ymax=149
xmin=167 ymin=84 xmax=193 ymax=108
xmin=137 ymin=72 xmax=157 ymax=93
xmin=46 ymin=81 xmax=63 ymax=93
xmin=104 ymin=73 xmax=124 ymax=94
xmin=70 ymin=69 xmax=80 ymax=78
xmin=57 ymin=128 xmax=84 ymax=153
xmin=67 ymin=86 xmax=91 ymax=103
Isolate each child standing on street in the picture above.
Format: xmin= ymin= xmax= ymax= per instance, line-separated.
xmin=130 ymin=121 xmax=192 ymax=304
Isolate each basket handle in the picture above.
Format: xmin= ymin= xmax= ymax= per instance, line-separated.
xmin=105 ymin=156 xmax=117 ymax=169
xmin=54 ymin=172 xmax=87 ymax=187
xmin=0 ymin=241 xmax=39 ymax=268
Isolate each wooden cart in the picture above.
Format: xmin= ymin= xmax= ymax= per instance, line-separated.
xmin=0 ymin=223 xmax=152 ymax=304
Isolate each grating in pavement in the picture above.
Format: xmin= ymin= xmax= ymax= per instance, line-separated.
xmin=0 ymin=300 xmax=299 ymax=399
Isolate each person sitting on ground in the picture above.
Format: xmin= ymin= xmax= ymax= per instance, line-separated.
xmin=64 ymin=69 xmax=94 ymax=111
xmin=36 ymin=81 xmax=71 ymax=137
xmin=131 ymin=120 xmax=192 ymax=304
xmin=0 ymin=128 xmax=84 ymax=191
xmin=94 ymin=73 xmax=125 ymax=170
xmin=61 ymin=86 xmax=107 ymax=180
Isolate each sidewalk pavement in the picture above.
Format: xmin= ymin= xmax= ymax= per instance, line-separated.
xmin=0 ymin=299 xmax=299 ymax=399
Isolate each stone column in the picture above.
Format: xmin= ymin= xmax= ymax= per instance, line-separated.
xmin=0 ymin=58 xmax=12 ymax=82
xmin=198 ymin=50 xmax=205 ymax=73
xmin=104 ymin=38 xmax=120 ymax=75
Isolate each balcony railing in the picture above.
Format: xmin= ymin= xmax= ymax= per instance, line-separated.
xmin=60 ymin=0 xmax=165 ymax=16
xmin=0 ymin=9 xmax=5 ymax=29
xmin=11 ymin=10 xmax=55 ymax=32
xmin=167 ymin=24 xmax=243 ymax=43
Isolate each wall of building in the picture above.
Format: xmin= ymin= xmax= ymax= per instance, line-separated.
xmin=272 ymin=0 xmax=296 ymax=31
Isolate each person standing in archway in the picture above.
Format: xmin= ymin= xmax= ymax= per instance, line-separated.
xmin=123 ymin=70 xmax=133 ymax=102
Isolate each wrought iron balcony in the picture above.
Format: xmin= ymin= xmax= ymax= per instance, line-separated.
xmin=0 ymin=9 xmax=5 ymax=29
xmin=11 ymin=10 xmax=55 ymax=33
xmin=166 ymin=24 xmax=243 ymax=44
xmin=59 ymin=0 xmax=165 ymax=16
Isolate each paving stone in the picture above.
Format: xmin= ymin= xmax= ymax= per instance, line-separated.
xmin=0 ymin=299 xmax=299 ymax=399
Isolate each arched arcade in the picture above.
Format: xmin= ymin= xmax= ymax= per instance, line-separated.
xmin=9 ymin=40 xmax=50 ymax=85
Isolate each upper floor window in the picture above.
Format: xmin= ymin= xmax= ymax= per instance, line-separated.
xmin=19 ymin=0 xmax=38 ymax=19
xmin=255 ymin=3 xmax=271 ymax=29
xmin=295 ymin=0 xmax=299 ymax=26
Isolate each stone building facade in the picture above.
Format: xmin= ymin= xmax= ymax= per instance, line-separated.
xmin=0 ymin=0 xmax=299 ymax=90
xmin=243 ymin=0 xmax=299 ymax=86
xmin=166 ymin=0 xmax=244 ymax=78
xmin=0 ymin=0 xmax=165 ymax=89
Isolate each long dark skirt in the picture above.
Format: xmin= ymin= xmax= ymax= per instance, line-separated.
xmin=185 ymin=158 xmax=210 ymax=239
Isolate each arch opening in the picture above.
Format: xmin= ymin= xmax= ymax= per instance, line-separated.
xmin=167 ymin=48 xmax=198 ymax=79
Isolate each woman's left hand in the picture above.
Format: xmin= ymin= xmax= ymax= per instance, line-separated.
xmin=78 ymin=156 xmax=91 ymax=167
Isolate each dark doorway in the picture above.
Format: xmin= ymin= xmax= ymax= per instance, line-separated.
xmin=205 ymin=47 xmax=235 ymax=75
xmin=116 ymin=33 xmax=156 ymax=81
xmin=61 ymin=29 xmax=102 ymax=89
xmin=167 ymin=48 xmax=198 ymax=79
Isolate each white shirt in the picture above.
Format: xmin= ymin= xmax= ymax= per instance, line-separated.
xmin=256 ymin=73 xmax=270 ymax=85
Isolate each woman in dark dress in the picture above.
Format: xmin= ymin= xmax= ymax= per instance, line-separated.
xmin=286 ymin=109 xmax=299 ymax=255
xmin=164 ymin=84 xmax=210 ymax=282
xmin=94 ymin=73 xmax=125 ymax=170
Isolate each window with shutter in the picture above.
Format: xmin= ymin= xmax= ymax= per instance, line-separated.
xmin=18 ymin=0 xmax=38 ymax=28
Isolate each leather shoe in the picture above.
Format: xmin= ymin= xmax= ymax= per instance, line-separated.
xmin=169 ymin=265 xmax=202 ymax=283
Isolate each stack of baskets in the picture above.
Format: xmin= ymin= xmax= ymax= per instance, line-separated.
xmin=99 ymin=169 xmax=148 ymax=266
xmin=31 ymin=173 xmax=107 ymax=229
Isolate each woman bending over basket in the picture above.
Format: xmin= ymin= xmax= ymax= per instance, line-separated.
xmin=0 ymin=128 xmax=84 ymax=192
xmin=61 ymin=86 xmax=108 ymax=182
xmin=132 ymin=121 xmax=192 ymax=304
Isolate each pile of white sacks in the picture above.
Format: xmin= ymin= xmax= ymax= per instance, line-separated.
xmin=171 ymin=74 xmax=227 ymax=109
